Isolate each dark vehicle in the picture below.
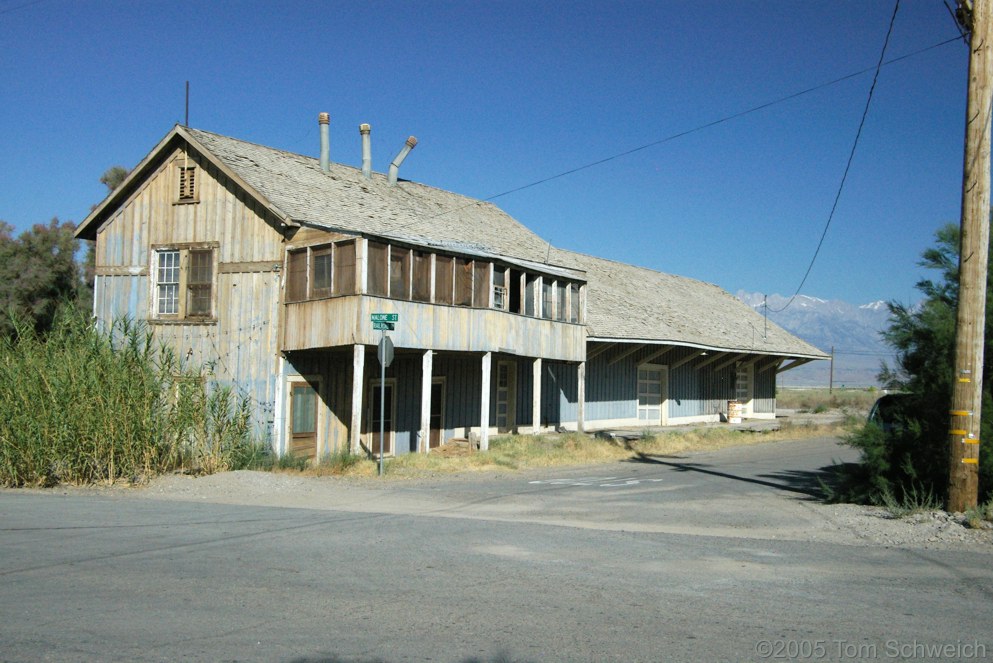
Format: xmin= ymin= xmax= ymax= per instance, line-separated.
xmin=867 ymin=393 xmax=913 ymax=433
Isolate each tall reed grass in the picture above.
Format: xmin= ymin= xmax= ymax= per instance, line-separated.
xmin=0 ymin=309 xmax=255 ymax=486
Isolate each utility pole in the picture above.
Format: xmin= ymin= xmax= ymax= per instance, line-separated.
xmin=948 ymin=0 xmax=991 ymax=512
xmin=829 ymin=346 xmax=835 ymax=394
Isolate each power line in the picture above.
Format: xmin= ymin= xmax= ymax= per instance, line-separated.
xmin=833 ymin=350 xmax=899 ymax=357
xmin=417 ymin=31 xmax=959 ymax=231
xmin=0 ymin=0 xmax=46 ymax=16
xmin=768 ymin=0 xmax=902 ymax=313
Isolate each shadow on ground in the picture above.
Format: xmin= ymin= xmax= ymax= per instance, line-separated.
xmin=626 ymin=452 xmax=858 ymax=500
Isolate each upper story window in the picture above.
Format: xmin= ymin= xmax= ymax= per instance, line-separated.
xmin=455 ymin=257 xmax=473 ymax=307
xmin=541 ymin=279 xmax=553 ymax=320
xmin=367 ymin=241 xmax=388 ymax=297
xmin=284 ymin=237 xmax=585 ymax=323
xmin=569 ymin=283 xmax=582 ymax=323
xmin=285 ymin=240 xmax=357 ymax=303
xmin=492 ymin=268 xmax=507 ymax=310
xmin=390 ymin=247 xmax=411 ymax=300
xmin=186 ymin=249 xmax=214 ymax=316
xmin=156 ymin=251 xmax=180 ymax=315
xmin=412 ymin=251 xmax=432 ymax=303
xmin=434 ymin=255 xmax=454 ymax=305
xmin=555 ymin=281 xmax=567 ymax=322
xmin=151 ymin=245 xmax=216 ymax=321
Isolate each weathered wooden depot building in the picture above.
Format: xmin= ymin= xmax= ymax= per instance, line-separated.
xmin=75 ymin=118 xmax=826 ymax=459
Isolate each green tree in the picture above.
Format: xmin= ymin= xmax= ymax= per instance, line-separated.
xmin=0 ymin=218 xmax=85 ymax=337
xmin=844 ymin=223 xmax=992 ymax=505
xmin=99 ymin=166 xmax=128 ymax=191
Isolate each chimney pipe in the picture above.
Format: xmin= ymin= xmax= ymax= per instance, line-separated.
xmin=360 ymin=124 xmax=372 ymax=179
xmin=388 ymin=136 xmax=418 ymax=186
xmin=318 ymin=112 xmax=330 ymax=173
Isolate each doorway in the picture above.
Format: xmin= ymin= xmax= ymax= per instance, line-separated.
xmin=366 ymin=379 xmax=396 ymax=456
xmin=495 ymin=360 xmax=517 ymax=432
xmin=430 ymin=379 xmax=445 ymax=448
xmin=637 ymin=364 xmax=668 ymax=425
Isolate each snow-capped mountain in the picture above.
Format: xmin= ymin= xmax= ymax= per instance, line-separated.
xmin=736 ymin=291 xmax=898 ymax=387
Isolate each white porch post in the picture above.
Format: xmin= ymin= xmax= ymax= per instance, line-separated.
xmin=350 ymin=344 xmax=364 ymax=454
xmin=532 ymin=357 xmax=542 ymax=434
xmin=420 ymin=350 xmax=433 ymax=453
xmin=577 ymin=361 xmax=586 ymax=433
xmin=480 ymin=352 xmax=491 ymax=450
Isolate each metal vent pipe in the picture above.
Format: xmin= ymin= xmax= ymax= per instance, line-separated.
xmin=318 ymin=112 xmax=330 ymax=173
xmin=360 ymin=124 xmax=372 ymax=179
xmin=388 ymin=136 xmax=418 ymax=186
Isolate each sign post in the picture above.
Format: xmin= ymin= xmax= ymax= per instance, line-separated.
xmin=371 ymin=314 xmax=398 ymax=476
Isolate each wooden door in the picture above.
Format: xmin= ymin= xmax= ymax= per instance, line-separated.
xmin=289 ymin=381 xmax=318 ymax=460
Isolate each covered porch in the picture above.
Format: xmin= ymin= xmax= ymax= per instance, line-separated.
xmin=277 ymin=346 xmax=588 ymax=460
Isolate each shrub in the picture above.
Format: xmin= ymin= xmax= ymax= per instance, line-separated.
xmin=0 ymin=309 xmax=256 ymax=486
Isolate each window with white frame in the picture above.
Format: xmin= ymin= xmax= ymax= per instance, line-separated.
xmin=151 ymin=245 xmax=216 ymax=321
xmin=156 ymin=250 xmax=181 ymax=315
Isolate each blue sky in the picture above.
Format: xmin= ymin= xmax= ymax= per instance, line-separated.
xmin=0 ymin=0 xmax=970 ymax=306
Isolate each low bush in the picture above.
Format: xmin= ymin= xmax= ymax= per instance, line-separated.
xmin=831 ymin=390 xmax=992 ymax=507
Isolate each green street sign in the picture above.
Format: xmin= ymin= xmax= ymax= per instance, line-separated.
xmin=372 ymin=321 xmax=395 ymax=331
xmin=370 ymin=313 xmax=399 ymax=322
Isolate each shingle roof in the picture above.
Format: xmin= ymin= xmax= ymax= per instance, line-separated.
xmin=550 ymin=249 xmax=825 ymax=357
xmin=193 ymin=128 xmax=826 ymax=359
xmin=89 ymin=126 xmax=827 ymax=360
xmin=187 ymin=128 xmax=559 ymax=267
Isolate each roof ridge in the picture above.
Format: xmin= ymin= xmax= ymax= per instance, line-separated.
xmin=552 ymin=246 xmax=723 ymax=291
xmin=186 ymin=125 xmax=511 ymax=212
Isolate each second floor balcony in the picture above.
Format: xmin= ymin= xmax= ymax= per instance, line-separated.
xmin=281 ymin=235 xmax=587 ymax=361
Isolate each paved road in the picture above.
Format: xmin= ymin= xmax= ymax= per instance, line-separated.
xmin=2 ymin=437 xmax=991 ymax=662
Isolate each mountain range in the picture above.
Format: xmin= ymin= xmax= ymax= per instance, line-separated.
xmin=735 ymin=292 xmax=898 ymax=388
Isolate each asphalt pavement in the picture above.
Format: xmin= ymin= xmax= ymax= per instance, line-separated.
xmin=1 ymin=437 xmax=991 ymax=663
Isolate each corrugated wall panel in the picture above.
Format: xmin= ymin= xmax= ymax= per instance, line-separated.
xmin=542 ymin=361 xmax=578 ymax=426
xmin=433 ymin=354 xmax=482 ymax=439
xmin=584 ymin=343 xmax=781 ymax=424
xmin=753 ymin=365 xmax=776 ymax=413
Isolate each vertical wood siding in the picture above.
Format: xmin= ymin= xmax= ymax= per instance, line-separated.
xmin=92 ymin=147 xmax=284 ymax=441
xmin=542 ymin=361 xmax=578 ymax=425
xmin=583 ymin=342 xmax=779 ymax=425
xmin=585 ymin=347 xmax=638 ymax=421
xmin=432 ymin=353 xmax=481 ymax=441
xmin=753 ymin=365 xmax=776 ymax=413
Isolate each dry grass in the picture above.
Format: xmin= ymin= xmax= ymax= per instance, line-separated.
xmin=776 ymin=388 xmax=880 ymax=413
xmin=294 ymin=419 xmax=849 ymax=480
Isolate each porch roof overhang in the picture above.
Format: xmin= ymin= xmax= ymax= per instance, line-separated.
xmin=586 ymin=336 xmax=829 ymax=363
